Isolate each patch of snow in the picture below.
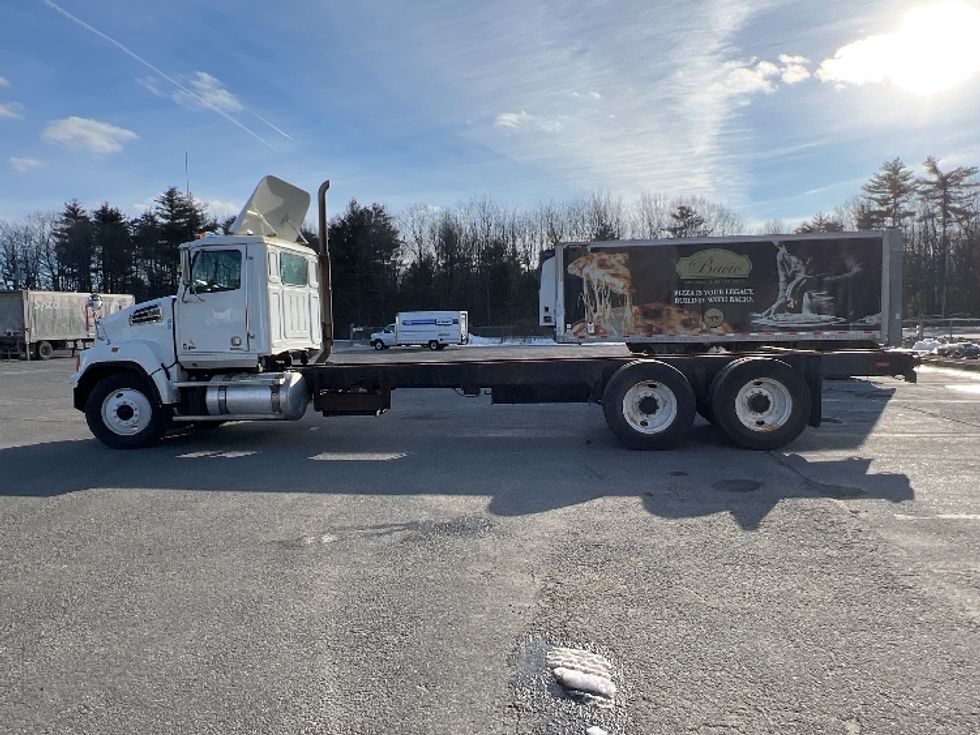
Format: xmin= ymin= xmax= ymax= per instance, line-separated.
xmin=546 ymin=646 xmax=618 ymax=706
xmin=466 ymin=334 xmax=558 ymax=346
xmin=586 ymin=727 xmax=610 ymax=735
xmin=912 ymin=338 xmax=940 ymax=353
xmin=310 ymin=452 xmax=407 ymax=461
xmin=552 ymin=667 xmax=618 ymax=700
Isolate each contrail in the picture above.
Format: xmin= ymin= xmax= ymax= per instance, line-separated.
xmin=249 ymin=110 xmax=294 ymax=142
xmin=43 ymin=0 xmax=279 ymax=150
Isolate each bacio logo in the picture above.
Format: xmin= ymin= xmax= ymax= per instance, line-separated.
xmin=675 ymin=248 xmax=752 ymax=279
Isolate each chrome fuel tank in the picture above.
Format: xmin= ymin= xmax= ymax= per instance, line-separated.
xmin=205 ymin=372 xmax=309 ymax=420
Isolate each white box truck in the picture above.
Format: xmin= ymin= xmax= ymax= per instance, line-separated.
xmin=69 ymin=176 xmax=916 ymax=452
xmin=371 ymin=311 xmax=468 ymax=351
xmin=0 ymin=289 xmax=134 ymax=360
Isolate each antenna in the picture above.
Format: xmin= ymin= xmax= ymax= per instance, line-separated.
xmin=184 ymin=152 xmax=190 ymax=196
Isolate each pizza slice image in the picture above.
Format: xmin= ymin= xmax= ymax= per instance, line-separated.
xmin=567 ymin=251 xmax=635 ymax=336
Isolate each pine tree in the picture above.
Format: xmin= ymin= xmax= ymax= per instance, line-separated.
xmin=862 ymin=158 xmax=916 ymax=228
xmin=53 ymin=201 xmax=93 ymax=291
xmin=92 ymin=204 xmax=131 ymax=293
xmin=151 ymin=187 xmax=214 ymax=296
xmin=917 ymin=156 xmax=979 ymax=316
xmin=666 ymin=205 xmax=709 ymax=238
xmin=794 ymin=212 xmax=845 ymax=234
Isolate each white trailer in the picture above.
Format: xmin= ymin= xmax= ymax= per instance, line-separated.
xmin=0 ymin=290 xmax=134 ymax=360
xmin=371 ymin=311 xmax=469 ymax=351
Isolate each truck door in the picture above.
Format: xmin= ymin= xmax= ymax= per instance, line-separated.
xmin=177 ymin=245 xmax=249 ymax=356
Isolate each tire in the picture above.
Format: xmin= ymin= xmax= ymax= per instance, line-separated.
xmin=427 ymin=340 xmax=440 ymax=351
xmin=34 ymin=341 xmax=53 ymax=360
xmin=372 ymin=340 xmax=385 ymax=351
xmin=602 ymin=360 xmax=696 ymax=450
xmin=84 ymin=372 xmax=169 ymax=449
xmin=710 ymin=358 xmax=811 ymax=450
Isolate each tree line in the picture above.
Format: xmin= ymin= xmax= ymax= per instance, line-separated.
xmin=1 ymin=155 xmax=977 ymax=333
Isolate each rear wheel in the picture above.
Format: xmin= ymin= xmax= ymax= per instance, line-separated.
xmin=34 ymin=341 xmax=53 ymax=360
xmin=85 ymin=373 xmax=169 ymax=449
xmin=710 ymin=358 xmax=811 ymax=450
xmin=427 ymin=340 xmax=440 ymax=351
xmin=602 ymin=360 xmax=696 ymax=450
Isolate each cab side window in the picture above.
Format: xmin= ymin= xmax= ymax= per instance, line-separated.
xmin=280 ymin=252 xmax=310 ymax=286
xmin=191 ymin=250 xmax=241 ymax=293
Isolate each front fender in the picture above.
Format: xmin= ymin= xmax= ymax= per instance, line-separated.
xmin=72 ymin=341 xmax=179 ymax=410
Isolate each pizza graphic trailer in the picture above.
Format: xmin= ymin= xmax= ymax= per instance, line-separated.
xmin=562 ymin=238 xmax=884 ymax=341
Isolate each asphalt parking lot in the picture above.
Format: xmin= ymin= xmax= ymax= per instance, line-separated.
xmin=1 ymin=347 xmax=978 ymax=734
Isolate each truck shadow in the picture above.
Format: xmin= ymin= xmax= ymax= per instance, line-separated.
xmin=0 ymin=380 xmax=913 ymax=530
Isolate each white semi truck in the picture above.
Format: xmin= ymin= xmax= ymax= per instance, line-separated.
xmin=71 ymin=176 xmax=916 ymax=451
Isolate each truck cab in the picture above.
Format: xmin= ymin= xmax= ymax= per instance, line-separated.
xmin=71 ymin=176 xmax=327 ymax=448
xmin=370 ymin=324 xmax=396 ymax=350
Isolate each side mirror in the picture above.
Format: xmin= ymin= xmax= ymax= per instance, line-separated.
xmin=87 ymin=293 xmax=103 ymax=314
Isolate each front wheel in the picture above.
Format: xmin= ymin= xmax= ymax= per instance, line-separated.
xmin=85 ymin=373 xmax=169 ymax=449
xmin=372 ymin=340 xmax=385 ymax=351
xmin=710 ymin=358 xmax=811 ymax=450
xmin=34 ymin=341 xmax=54 ymax=360
xmin=602 ymin=360 xmax=696 ymax=450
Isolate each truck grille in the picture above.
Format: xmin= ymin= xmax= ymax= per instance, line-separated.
xmin=129 ymin=305 xmax=163 ymax=325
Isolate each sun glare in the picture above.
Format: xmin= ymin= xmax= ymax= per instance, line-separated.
xmin=819 ymin=1 xmax=980 ymax=94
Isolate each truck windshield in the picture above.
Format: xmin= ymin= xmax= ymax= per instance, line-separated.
xmin=191 ymin=250 xmax=241 ymax=293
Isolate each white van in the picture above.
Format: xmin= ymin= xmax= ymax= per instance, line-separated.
xmin=371 ymin=311 xmax=469 ymax=351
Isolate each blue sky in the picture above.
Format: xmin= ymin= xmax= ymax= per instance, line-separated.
xmin=1 ymin=0 xmax=978 ymax=225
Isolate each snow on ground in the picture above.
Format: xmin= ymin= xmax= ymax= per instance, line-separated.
xmin=466 ymin=334 xmax=626 ymax=347
xmin=466 ymin=334 xmax=558 ymax=346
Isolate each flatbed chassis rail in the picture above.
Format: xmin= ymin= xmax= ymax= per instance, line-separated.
xmin=303 ymin=349 xmax=918 ymax=423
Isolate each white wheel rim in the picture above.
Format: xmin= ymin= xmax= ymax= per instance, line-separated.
xmin=101 ymin=388 xmax=153 ymax=436
xmin=622 ymin=381 xmax=678 ymax=435
xmin=734 ymin=377 xmax=793 ymax=432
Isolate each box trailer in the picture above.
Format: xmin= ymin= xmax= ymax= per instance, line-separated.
xmin=539 ymin=233 xmax=902 ymax=352
xmin=371 ymin=311 xmax=469 ymax=350
xmin=69 ymin=176 xmax=916 ymax=452
xmin=0 ymin=290 xmax=134 ymax=360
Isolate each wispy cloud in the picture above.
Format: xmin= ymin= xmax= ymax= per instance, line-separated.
xmin=42 ymin=0 xmax=284 ymax=149
xmin=9 ymin=156 xmax=43 ymax=172
xmin=817 ymin=1 xmax=980 ymax=93
xmin=172 ymin=71 xmax=294 ymax=142
xmin=173 ymin=71 xmax=244 ymax=113
xmin=778 ymin=54 xmax=810 ymax=84
xmin=397 ymin=0 xmax=792 ymax=202
xmin=0 ymin=75 xmax=9 ymax=88
xmin=199 ymin=198 xmax=241 ymax=219
xmin=494 ymin=110 xmax=563 ymax=133
xmin=0 ymin=102 xmax=24 ymax=119
xmin=41 ymin=116 xmax=139 ymax=155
